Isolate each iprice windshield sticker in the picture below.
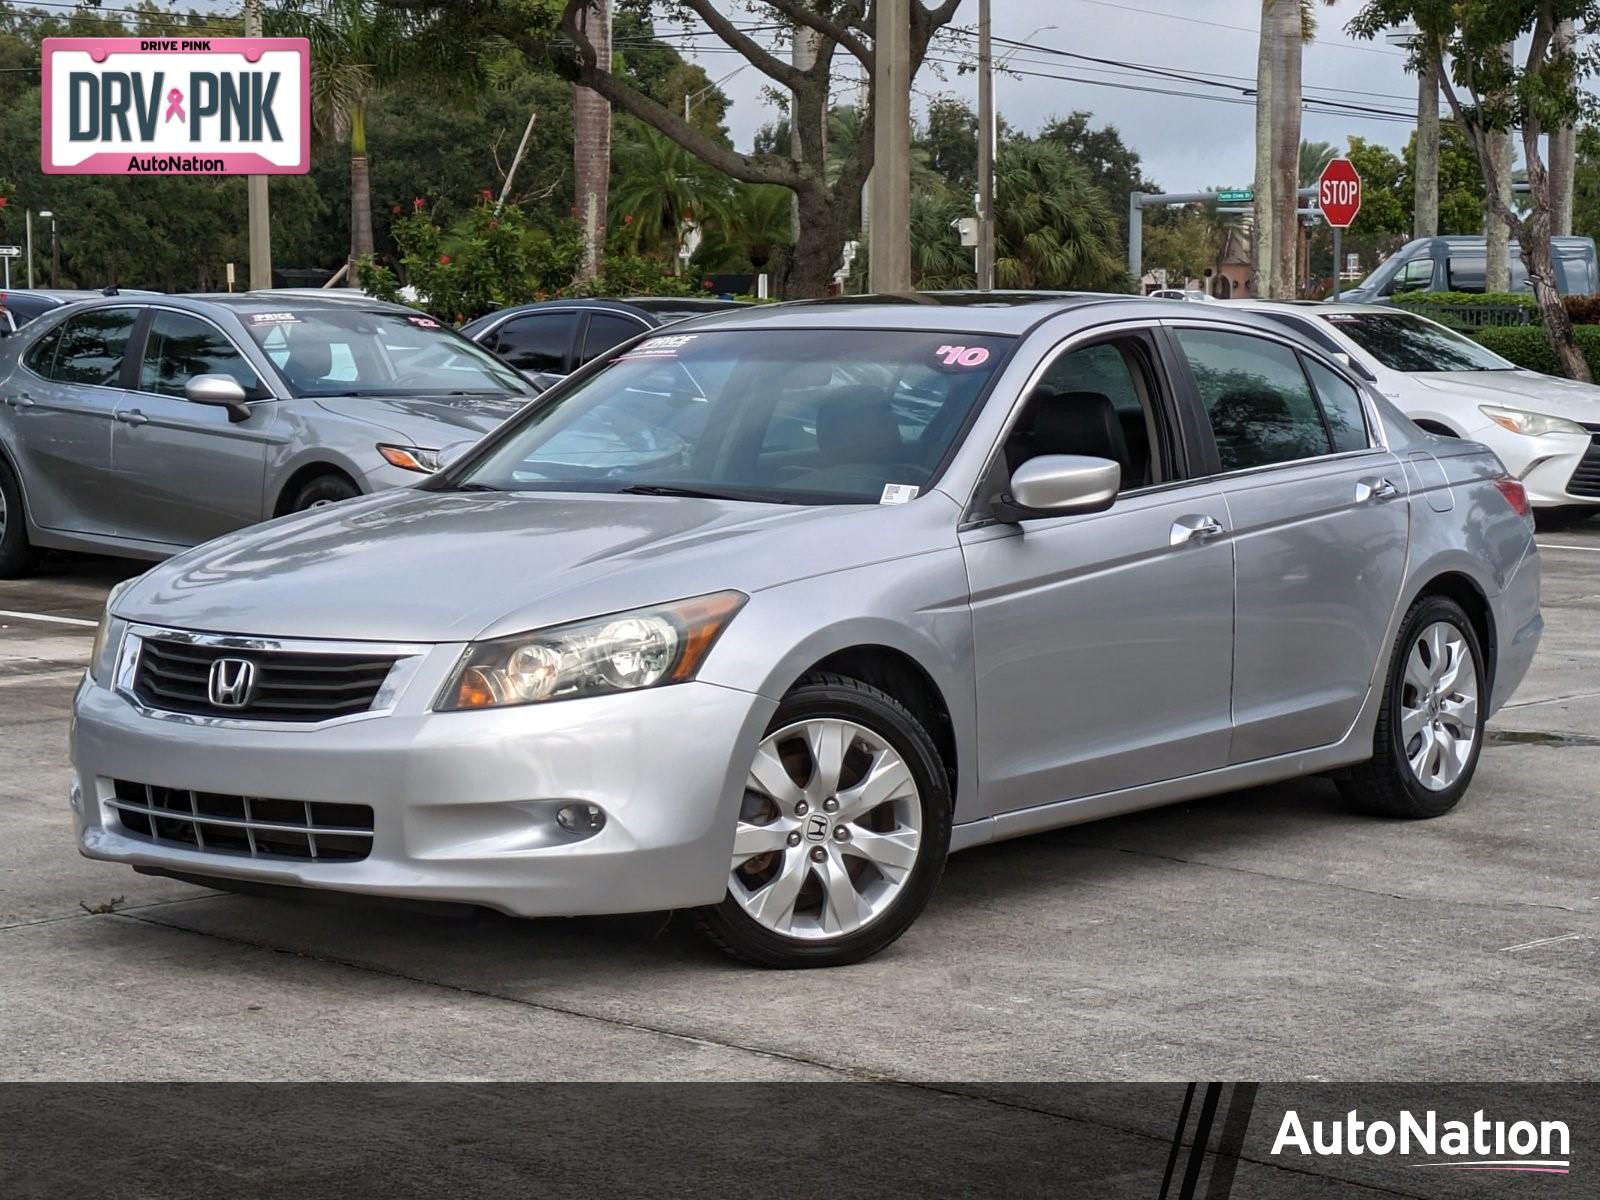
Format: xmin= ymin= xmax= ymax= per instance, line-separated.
xmin=622 ymin=334 xmax=698 ymax=359
xmin=248 ymin=311 xmax=302 ymax=325
xmin=935 ymin=344 xmax=991 ymax=367
xmin=880 ymin=483 xmax=920 ymax=505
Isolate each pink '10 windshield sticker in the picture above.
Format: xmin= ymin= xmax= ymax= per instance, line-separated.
xmin=936 ymin=345 xmax=991 ymax=367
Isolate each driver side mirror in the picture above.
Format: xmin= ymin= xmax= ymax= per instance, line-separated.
xmin=994 ymin=454 xmax=1121 ymax=522
xmin=185 ymin=374 xmax=252 ymax=423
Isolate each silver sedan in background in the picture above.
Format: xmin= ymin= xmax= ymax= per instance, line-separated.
xmin=0 ymin=294 xmax=534 ymax=576
xmin=71 ymin=294 xmax=1542 ymax=967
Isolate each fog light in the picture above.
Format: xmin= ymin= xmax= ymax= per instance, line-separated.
xmin=556 ymin=804 xmax=606 ymax=836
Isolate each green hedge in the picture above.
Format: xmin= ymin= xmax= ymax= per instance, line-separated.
xmin=1471 ymin=325 xmax=1600 ymax=375
xmin=1394 ymin=290 xmax=1536 ymax=308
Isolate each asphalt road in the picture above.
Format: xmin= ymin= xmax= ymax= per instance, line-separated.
xmin=3 ymin=527 xmax=1598 ymax=1083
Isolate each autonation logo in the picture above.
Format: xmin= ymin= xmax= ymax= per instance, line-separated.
xmin=1271 ymin=1108 xmax=1571 ymax=1175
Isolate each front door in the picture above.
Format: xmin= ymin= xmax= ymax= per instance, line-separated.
xmin=962 ymin=332 xmax=1236 ymax=815
xmin=111 ymin=309 xmax=278 ymax=547
xmin=6 ymin=307 xmax=138 ymax=537
xmin=1168 ymin=326 xmax=1410 ymax=762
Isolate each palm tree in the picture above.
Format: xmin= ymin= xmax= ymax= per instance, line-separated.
xmin=1299 ymin=140 xmax=1340 ymax=188
xmin=992 ymin=140 xmax=1126 ymax=291
xmin=609 ymin=124 xmax=734 ymax=265
xmin=695 ymin=183 xmax=794 ymax=274
xmin=268 ymin=0 xmax=445 ymax=271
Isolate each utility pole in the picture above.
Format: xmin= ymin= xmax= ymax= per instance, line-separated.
xmin=975 ymin=0 xmax=995 ymax=290
xmin=24 ymin=209 xmax=32 ymax=288
xmin=790 ymin=25 xmax=820 ymax=247
xmin=1485 ymin=41 xmax=1513 ymax=292
xmin=245 ymin=0 xmax=272 ymax=290
xmin=868 ymin=0 xmax=911 ymax=293
xmin=1415 ymin=48 xmax=1440 ymax=238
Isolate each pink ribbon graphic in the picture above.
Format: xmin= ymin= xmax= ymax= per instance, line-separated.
xmin=164 ymin=88 xmax=184 ymax=123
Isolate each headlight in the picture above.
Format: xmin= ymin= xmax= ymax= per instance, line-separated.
xmin=439 ymin=591 xmax=747 ymax=711
xmin=1479 ymin=405 xmax=1588 ymax=438
xmin=377 ymin=444 xmax=440 ymax=473
xmin=89 ymin=578 xmax=136 ymax=684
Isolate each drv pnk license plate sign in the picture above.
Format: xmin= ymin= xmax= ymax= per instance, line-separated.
xmin=41 ymin=37 xmax=310 ymax=175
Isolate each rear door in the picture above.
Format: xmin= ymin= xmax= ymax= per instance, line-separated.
xmin=6 ymin=306 xmax=137 ymax=536
xmin=111 ymin=308 xmax=278 ymax=547
xmin=1168 ymin=324 xmax=1409 ymax=763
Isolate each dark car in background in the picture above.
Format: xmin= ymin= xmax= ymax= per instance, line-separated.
xmin=1 ymin=290 xmax=100 ymax=336
xmin=462 ymin=297 xmax=751 ymax=390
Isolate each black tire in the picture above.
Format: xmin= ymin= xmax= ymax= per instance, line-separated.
xmin=286 ymin=472 xmax=360 ymax=513
xmin=1338 ymin=594 xmax=1487 ymax=819
xmin=0 ymin=453 xmax=39 ymax=579
xmin=696 ymin=672 xmax=952 ymax=968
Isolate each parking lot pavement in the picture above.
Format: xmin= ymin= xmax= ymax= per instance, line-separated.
xmin=3 ymin=534 xmax=1598 ymax=1083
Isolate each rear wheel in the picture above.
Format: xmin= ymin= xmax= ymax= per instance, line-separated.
xmin=696 ymin=673 xmax=951 ymax=968
xmin=1338 ymin=594 xmax=1485 ymax=819
xmin=287 ymin=472 xmax=360 ymax=513
xmin=0 ymin=455 xmax=39 ymax=579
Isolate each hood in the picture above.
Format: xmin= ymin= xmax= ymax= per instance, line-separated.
xmin=1408 ymin=369 xmax=1600 ymax=425
xmin=314 ymin=393 xmax=531 ymax=444
xmin=114 ymin=488 xmax=961 ymax=643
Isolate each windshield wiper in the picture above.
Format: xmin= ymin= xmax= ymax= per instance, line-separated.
xmin=454 ymin=482 xmax=503 ymax=493
xmin=617 ymin=483 xmax=781 ymax=502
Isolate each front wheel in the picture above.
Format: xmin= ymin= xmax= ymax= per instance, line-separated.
xmin=1338 ymin=594 xmax=1486 ymax=819
xmin=287 ymin=473 xmax=360 ymax=513
xmin=696 ymin=673 xmax=951 ymax=968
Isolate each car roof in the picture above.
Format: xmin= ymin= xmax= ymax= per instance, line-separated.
xmin=622 ymin=297 xmax=752 ymax=314
xmin=1225 ymin=299 xmax=1401 ymax=317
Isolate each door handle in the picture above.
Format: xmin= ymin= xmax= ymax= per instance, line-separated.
xmin=1170 ymin=513 xmax=1227 ymax=546
xmin=4 ymin=395 xmax=33 ymax=409
xmin=1355 ymin=476 xmax=1400 ymax=504
xmin=115 ymin=409 xmax=149 ymax=427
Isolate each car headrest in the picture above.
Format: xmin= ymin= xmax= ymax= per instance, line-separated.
xmin=285 ymin=338 xmax=334 ymax=382
xmin=1028 ymin=390 xmax=1130 ymax=468
xmin=815 ymin=388 xmax=903 ymax=464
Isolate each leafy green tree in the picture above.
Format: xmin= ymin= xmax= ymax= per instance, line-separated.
xmin=1351 ymin=0 xmax=1600 ymax=380
xmin=1142 ymin=210 xmax=1223 ymax=284
xmin=1404 ymin=123 xmax=1487 ymax=235
xmin=608 ymin=122 xmax=733 ymax=261
xmin=1037 ymin=110 xmax=1156 ymax=241
xmin=992 ymin=139 xmax=1127 ymax=291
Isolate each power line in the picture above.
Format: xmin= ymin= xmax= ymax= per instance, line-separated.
xmin=1058 ymin=0 xmax=1407 ymax=58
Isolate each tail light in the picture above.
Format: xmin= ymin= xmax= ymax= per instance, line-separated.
xmin=1492 ymin=475 xmax=1532 ymax=519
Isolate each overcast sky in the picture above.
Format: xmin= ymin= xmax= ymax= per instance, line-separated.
xmin=671 ymin=0 xmax=1432 ymax=193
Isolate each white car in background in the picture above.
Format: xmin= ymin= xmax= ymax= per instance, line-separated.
xmin=1232 ymin=301 xmax=1600 ymax=513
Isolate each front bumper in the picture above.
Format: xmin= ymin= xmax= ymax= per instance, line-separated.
xmin=1463 ymin=423 xmax=1597 ymax=508
xmin=71 ymin=669 xmax=775 ymax=917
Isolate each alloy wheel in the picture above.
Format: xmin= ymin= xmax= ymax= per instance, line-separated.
xmin=729 ymin=718 xmax=923 ymax=941
xmin=1399 ymin=621 xmax=1479 ymax=792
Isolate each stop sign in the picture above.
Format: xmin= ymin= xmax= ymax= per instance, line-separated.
xmin=1318 ymin=158 xmax=1362 ymax=228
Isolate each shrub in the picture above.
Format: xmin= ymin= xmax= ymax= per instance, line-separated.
xmin=1471 ymin=325 xmax=1600 ymax=375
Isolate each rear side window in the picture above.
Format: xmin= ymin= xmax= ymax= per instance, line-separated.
xmin=490 ymin=312 xmax=578 ymax=373
xmin=1303 ymin=359 xmax=1371 ymax=453
xmin=23 ymin=322 xmax=64 ymax=377
xmin=579 ymin=313 xmax=646 ymax=365
xmin=1175 ymin=328 xmax=1333 ymax=471
xmin=51 ymin=309 xmax=138 ymax=386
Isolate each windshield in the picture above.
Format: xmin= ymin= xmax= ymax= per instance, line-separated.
xmin=243 ymin=308 xmax=530 ymax=397
xmin=451 ymin=328 xmax=1013 ymax=504
xmin=1320 ymin=312 xmax=1516 ymax=373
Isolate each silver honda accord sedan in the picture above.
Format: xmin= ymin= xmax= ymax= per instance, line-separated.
xmin=70 ymin=293 xmax=1543 ymax=968
xmin=0 ymin=293 xmax=534 ymax=577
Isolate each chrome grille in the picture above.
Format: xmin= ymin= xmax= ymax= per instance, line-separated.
xmin=108 ymin=780 xmax=374 ymax=862
xmin=131 ymin=637 xmax=399 ymax=723
xmin=1568 ymin=426 xmax=1600 ymax=499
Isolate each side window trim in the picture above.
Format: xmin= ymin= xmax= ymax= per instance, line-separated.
xmin=1300 ymin=352 xmax=1377 ymax=454
xmin=132 ymin=306 xmax=268 ymax=400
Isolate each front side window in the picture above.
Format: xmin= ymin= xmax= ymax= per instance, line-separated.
xmin=140 ymin=311 xmax=262 ymax=397
xmin=1175 ymin=328 xmax=1332 ymax=471
xmin=1002 ymin=340 xmax=1164 ymax=490
xmin=1321 ymin=312 xmax=1515 ymax=373
xmin=51 ymin=308 xmax=137 ymax=386
xmin=489 ymin=312 xmax=579 ymax=373
xmin=451 ymin=329 xmax=1012 ymax=505
xmin=1391 ymin=257 xmax=1434 ymax=294
xmin=244 ymin=308 xmax=528 ymax=398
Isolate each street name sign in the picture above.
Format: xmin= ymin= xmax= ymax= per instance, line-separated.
xmin=1216 ymin=189 xmax=1254 ymax=204
xmin=41 ymin=37 xmax=309 ymax=175
xmin=1317 ymin=159 xmax=1362 ymax=228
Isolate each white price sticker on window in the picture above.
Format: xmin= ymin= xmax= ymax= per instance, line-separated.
xmin=880 ymin=483 xmax=920 ymax=505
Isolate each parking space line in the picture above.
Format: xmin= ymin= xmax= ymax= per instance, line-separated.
xmin=1536 ymin=543 xmax=1600 ymax=553
xmin=1498 ymin=933 xmax=1587 ymax=953
xmin=0 ymin=609 xmax=98 ymax=629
